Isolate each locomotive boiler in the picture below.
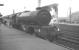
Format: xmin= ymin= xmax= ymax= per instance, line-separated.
xmin=11 ymin=8 xmax=52 ymax=31
xmin=17 ymin=9 xmax=51 ymax=26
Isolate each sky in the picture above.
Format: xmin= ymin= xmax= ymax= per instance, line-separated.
xmin=0 ymin=0 xmax=79 ymax=17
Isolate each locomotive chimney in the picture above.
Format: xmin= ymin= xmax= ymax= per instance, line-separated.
xmin=36 ymin=7 xmax=42 ymax=10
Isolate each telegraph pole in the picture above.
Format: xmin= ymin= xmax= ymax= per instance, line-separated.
xmin=13 ymin=9 xmax=15 ymax=14
xmin=36 ymin=0 xmax=41 ymax=10
xmin=69 ymin=7 xmax=71 ymax=23
xmin=69 ymin=0 xmax=72 ymax=23
xmin=38 ymin=0 xmax=41 ymax=7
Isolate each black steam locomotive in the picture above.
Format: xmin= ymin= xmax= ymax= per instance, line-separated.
xmin=8 ymin=7 xmax=59 ymax=42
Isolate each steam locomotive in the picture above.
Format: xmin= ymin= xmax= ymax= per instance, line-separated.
xmin=8 ymin=7 xmax=59 ymax=41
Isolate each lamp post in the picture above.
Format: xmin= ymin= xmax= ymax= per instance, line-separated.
xmin=0 ymin=4 xmax=4 ymax=23
xmin=0 ymin=4 xmax=4 ymax=6
xmin=0 ymin=4 xmax=4 ymax=17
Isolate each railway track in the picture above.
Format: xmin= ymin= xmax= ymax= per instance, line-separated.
xmin=58 ymin=31 xmax=79 ymax=43
xmin=53 ymin=38 xmax=79 ymax=50
xmin=53 ymin=40 xmax=74 ymax=50
xmin=54 ymin=24 xmax=79 ymax=50
xmin=54 ymin=31 xmax=79 ymax=50
xmin=36 ymin=30 xmax=79 ymax=50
